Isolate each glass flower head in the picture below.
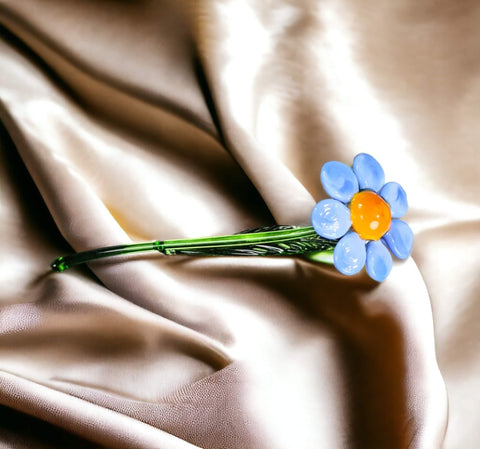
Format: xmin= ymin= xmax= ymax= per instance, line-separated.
xmin=311 ymin=153 xmax=413 ymax=282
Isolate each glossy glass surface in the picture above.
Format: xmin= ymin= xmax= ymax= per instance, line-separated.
xmin=380 ymin=182 xmax=408 ymax=218
xmin=311 ymin=199 xmax=351 ymax=239
xmin=320 ymin=161 xmax=359 ymax=203
xmin=352 ymin=153 xmax=385 ymax=192
xmin=382 ymin=220 xmax=414 ymax=260
xmin=366 ymin=240 xmax=393 ymax=282
xmin=333 ymin=231 xmax=366 ymax=275
xmin=350 ymin=191 xmax=391 ymax=240
xmin=51 ymin=226 xmax=336 ymax=272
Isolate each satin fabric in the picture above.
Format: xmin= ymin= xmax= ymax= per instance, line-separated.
xmin=0 ymin=1 xmax=479 ymax=448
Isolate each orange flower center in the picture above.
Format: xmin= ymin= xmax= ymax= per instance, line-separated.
xmin=350 ymin=191 xmax=391 ymax=240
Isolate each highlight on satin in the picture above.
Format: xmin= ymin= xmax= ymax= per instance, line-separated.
xmin=51 ymin=153 xmax=412 ymax=282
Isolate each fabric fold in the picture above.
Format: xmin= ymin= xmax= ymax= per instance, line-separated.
xmin=2 ymin=0 xmax=478 ymax=448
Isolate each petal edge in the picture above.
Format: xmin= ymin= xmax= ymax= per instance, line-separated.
xmin=382 ymin=220 xmax=413 ymax=260
xmin=366 ymin=240 xmax=393 ymax=282
xmin=380 ymin=182 xmax=408 ymax=218
xmin=321 ymin=161 xmax=359 ymax=203
xmin=311 ymin=199 xmax=351 ymax=239
xmin=353 ymin=153 xmax=385 ymax=192
xmin=333 ymin=232 xmax=366 ymax=275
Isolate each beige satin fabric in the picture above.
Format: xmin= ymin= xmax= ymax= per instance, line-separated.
xmin=0 ymin=1 xmax=479 ymax=448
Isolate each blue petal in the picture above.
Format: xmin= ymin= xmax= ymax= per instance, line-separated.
xmin=352 ymin=153 xmax=385 ymax=192
xmin=380 ymin=182 xmax=408 ymax=218
xmin=366 ymin=241 xmax=393 ymax=282
xmin=311 ymin=199 xmax=351 ymax=239
xmin=382 ymin=220 xmax=413 ymax=260
xmin=321 ymin=161 xmax=359 ymax=203
xmin=333 ymin=232 xmax=366 ymax=275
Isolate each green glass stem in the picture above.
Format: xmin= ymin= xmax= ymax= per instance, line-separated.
xmin=50 ymin=226 xmax=336 ymax=272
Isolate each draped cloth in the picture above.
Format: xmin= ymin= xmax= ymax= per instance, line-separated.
xmin=0 ymin=1 xmax=479 ymax=448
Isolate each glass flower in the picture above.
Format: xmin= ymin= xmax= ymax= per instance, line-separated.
xmin=311 ymin=153 xmax=413 ymax=282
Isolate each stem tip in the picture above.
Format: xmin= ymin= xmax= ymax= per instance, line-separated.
xmin=51 ymin=257 xmax=69 ymax=272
